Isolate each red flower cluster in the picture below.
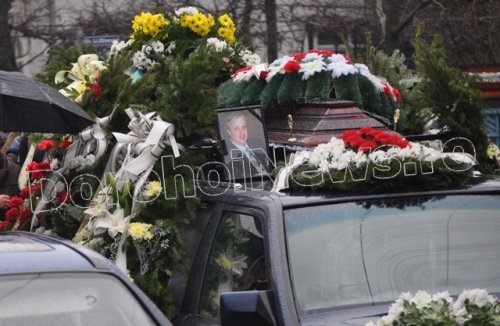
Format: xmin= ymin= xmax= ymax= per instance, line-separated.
xmin=383 ymin=83 xmax=401 ymax=103
xmin=89 ymin=76 xmax=103 ymax=97
xmin=306 ymin=49 xmax=335 ymax=57
xmin=38 ymin=139 xmax=54 ymax=151
xmin=58 ymin=139 xmax=73 ymax=150
xmin=26 ymin=161 xmax=51 ymax=181
xmin=1 ymin=196 xmax=32 ymax=230
xmin=19 ymin=182 xmax=44 ymax=198
xmin=341 ymin=127 xmax=410 ymax=152
xmin=284 ymin=60 xmax=300 ymax=73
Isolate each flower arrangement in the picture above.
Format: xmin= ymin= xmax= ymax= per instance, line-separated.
xmin=54 ymin=54 xmax=107 ymax=102
xmin=217 ymin=49 xmax=401 ymax=123
xmin=366 ymin=289 xmax=500 ymax=326
xmin=279 ymin=127 xmax=475 ymax=193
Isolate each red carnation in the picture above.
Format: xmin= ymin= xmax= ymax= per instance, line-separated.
xmin=307 ymin=49 xmax=322 ymax=54
xmin=58 ymin=140 xmax=73 ymax=150
xmin=38 ymin=139 xmax=54 ymax=151
xmin=392 ymin=87 xmax=401 ymax=102
xmin=320 ymin=50 xmax=334 ymax=57
xmin=37 ymin=161 xmax=51 ymax=170
xmin=342 ymin=54 xmax=353 ymax=64
xmin=30 ymin=183 xmax=44 ymax=194
xmin=383 ymin=83 xmax=392 ymax=98
xmin=7 ymin=196 xmax=24 ymax=208
xmin=20 ymin=186 xmax=31 ymax=198
xmin=18 ymin=208 xmax=33 ymax=225
xmin=26 ymin=161 xmax=39 ymax=171
xmin=0 ymin=220 xmax=11 ymax=231
xmin=57 ymin=191 xmax=69 ymax=204
xmin=359 ymin=140 xmax=378 ymax=152
xmin=5 ymin=207 xmax=19 ymax=222
xmin=284 ymin=60 xmax=300 ymax=73
xmin=292 ymin=52 xmax=306 ymax=61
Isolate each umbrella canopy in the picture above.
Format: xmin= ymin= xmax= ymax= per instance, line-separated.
xmin=0 ymin=70 xmax=95 ymax=134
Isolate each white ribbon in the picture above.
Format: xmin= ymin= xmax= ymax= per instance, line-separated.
xmin=271 ymin=151 xmax=311 ymax=193
xmin=29 ymin=110 xmax=116 ymax=232
xmin=98 ymin=108 xmax=182 ymax=273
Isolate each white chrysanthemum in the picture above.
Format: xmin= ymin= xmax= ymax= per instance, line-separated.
xmin=303 ymin=52 xmax=323 ymax=62
xmin=328 ymin=61 xmax=357 ymax=78
xmin=433 ymin=291 xmax=454 ymax=306
xmin=241 ymin=49 xmax=262 ymax=66
xmin=141 ymin=44 xmax=152 ymax=55
xmin=328 ymin=53 xmax=349 ymax=63
xmin=166 ymin=41 xmax=176 ymax=54
xmin=411 ymin=290 xmax=432 ymax=309
xmin=369 ymin=150 xmax=389 ymax=163
xmin=151 ymin=41 xmax=164 ymax=54
xmin=355 ymin=63 xmax=385 ymax=91
xmin=132 ymin=51 xmax=156 ymax=71
xmin=455 ymin=289 xmax=496 ymax=309
xmin=299 ymin=59 xmax=327 ymax=80
xmin=109 ymin=40 xmax=129 ymax=58
xmin=175 ymin=6 xmax=199 ymax=16
xmin=207 ymin=37 xmax=228 ymax=52
xmin=266 ymin=56 xmax=292 ymax=81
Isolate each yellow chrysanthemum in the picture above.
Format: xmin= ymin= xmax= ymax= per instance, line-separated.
xmin=218 ymin=27 xmax=236 ymax=44
xmin=218 ymin=14 xmax=234 ymax=27
xmin=188 ymin=13 xmax=211 ymax=36
xmin=215 ymin=254 xmax=232 ymax=270
xmin=208 ymin=14 xmax=215 ymax=27
xmin=132 ymin=12 xmax=168 ymax=38
xmin=180 ymin=15 xmax=192 ymax=28
xmin=128 ymin=222 xmax=154 ymax=241
xmin=143 ymin=181 xmax=162 ymax=198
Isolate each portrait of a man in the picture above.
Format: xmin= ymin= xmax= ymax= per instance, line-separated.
xmin=218 ymin=109 xmax=269 ymax=180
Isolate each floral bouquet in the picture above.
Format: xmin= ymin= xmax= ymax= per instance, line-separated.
xmin=366 ymin=289 xmax=500 ymax=326
xmin=217 ymin=49 xmax=401 ymax=123
xmin=279 ymin=127 xmax=475 ymax=193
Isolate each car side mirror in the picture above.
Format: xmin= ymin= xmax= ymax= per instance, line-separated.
xmin=220 ymin=290 xmax=277 ymax=326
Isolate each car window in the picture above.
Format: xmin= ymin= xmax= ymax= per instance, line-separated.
xmin=199 ymin=212 xmax=268 ymax=319
xmin=284 ymin=195 xmax=500 ymax=313
xmin=0 ymin=273 xmax=157 ymax=325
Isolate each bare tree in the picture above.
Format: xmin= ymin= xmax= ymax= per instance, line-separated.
xmin=0 ymin=0 xmax=18 ymax=70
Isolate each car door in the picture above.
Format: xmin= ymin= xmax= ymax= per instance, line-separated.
xmin=177 ymin=204 xmax=270 ymax=326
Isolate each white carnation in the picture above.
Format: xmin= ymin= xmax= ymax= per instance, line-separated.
xmin=175 ymin=6 xmax=199 ymax=16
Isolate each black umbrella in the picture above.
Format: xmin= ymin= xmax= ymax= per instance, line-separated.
xmin=0 ymin=70 xmax=95 ymax=134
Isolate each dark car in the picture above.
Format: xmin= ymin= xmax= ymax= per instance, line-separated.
xmin=173 ymin=175 xmax=500 ymax=326
xmin=0 ymin=231 xmax=171 ymax=326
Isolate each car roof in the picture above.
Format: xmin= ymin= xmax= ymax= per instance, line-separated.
xmin=198 ymin=175 xmax=500 ymax=210
xmin=0 ymin=231 xmax=113 ymax=275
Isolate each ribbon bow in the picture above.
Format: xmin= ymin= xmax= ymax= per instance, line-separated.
xmin=100 ymin=108 xmax=182 ymax=272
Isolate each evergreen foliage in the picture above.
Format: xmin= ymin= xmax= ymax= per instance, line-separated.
xmin=333 ymin=74 xmax=363 ymax=108
xmin=277 ymin=72 xmax=304 ymax=105
xmin=305 ymin=71 xmax=331 ymax=101
xmin=412 ymin=29 xmax=492 ymax=172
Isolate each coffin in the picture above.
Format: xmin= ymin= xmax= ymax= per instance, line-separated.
xmin=264 ymin=100 xmax=389 ymax=148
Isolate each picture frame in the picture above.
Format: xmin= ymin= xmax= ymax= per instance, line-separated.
xmin=216 ymin=106 xmax=270 ymax=181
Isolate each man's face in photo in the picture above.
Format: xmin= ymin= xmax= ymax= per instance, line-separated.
xmin=227 ymin=116 xmax=248 ymax=146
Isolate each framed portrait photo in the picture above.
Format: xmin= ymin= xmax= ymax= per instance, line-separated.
xmin=217 ymin=106 xmax=270 ymax=181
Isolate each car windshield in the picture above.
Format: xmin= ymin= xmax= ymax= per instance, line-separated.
xmin=0 ymin=272 xmax=157 ymax=325
xmin=284 ymin=194 xmax=500 ymax=313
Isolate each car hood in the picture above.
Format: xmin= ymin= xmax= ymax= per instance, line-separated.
xmin=300 ymin=304 xmax=391 ymax=326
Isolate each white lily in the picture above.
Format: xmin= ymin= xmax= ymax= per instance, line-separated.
xmin=55 ymin=54 xmax=107 ymax=97
xmin=93 ymin=208 xmax=128 ymax=238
